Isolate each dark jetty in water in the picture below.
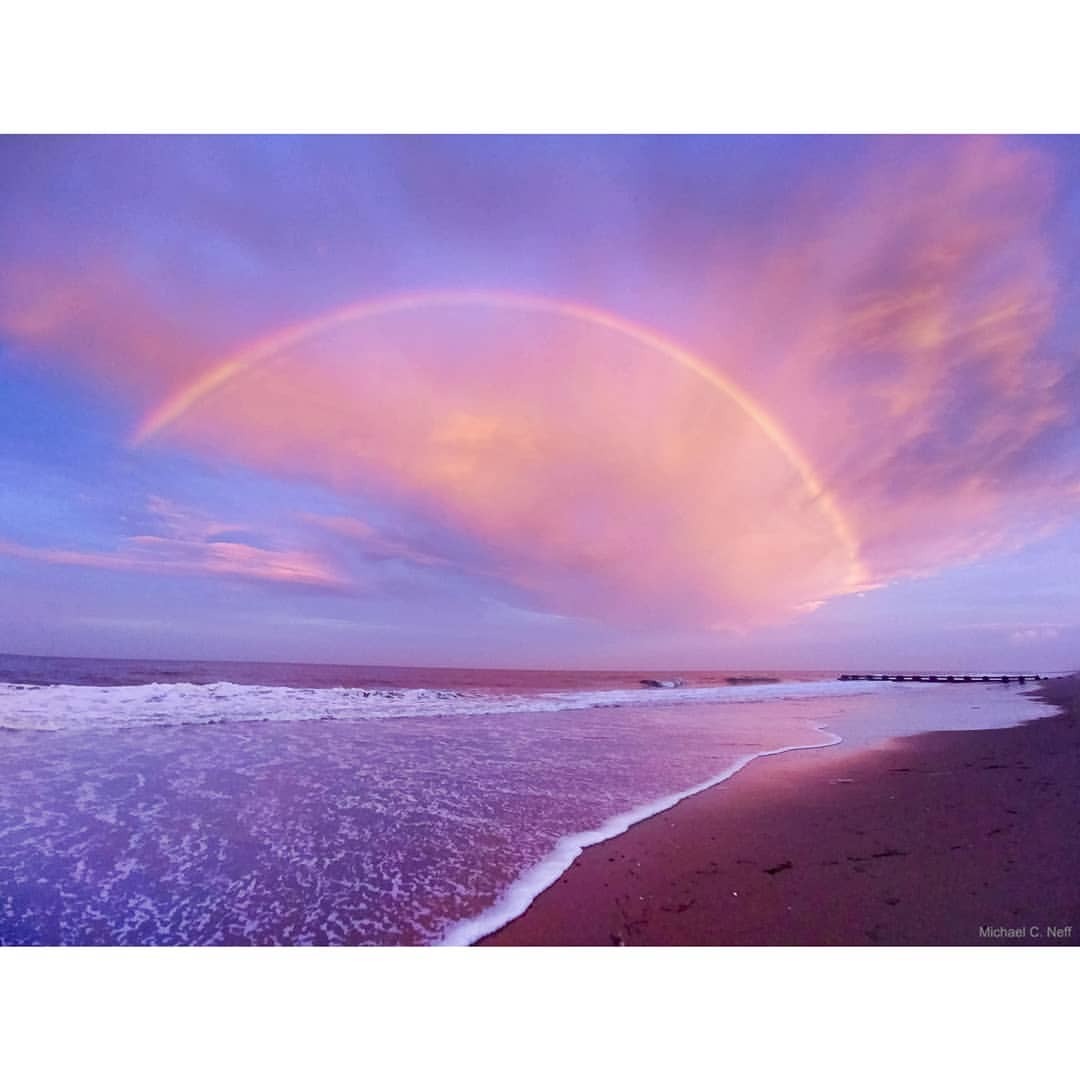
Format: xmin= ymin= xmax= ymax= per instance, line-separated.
xmin=839 ymin=672 xmax=1049 ymax=684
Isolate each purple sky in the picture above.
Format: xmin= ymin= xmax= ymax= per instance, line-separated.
xmin=1 ymin=135 xmax=1077 ymax=670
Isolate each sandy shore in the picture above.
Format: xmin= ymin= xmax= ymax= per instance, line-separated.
xmin=479 ymin=677 xmax=1080 ymax=945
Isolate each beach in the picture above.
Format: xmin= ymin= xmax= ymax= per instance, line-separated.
xmin=479 ymin=677 xmax=1080 ymax=946
xmin=1 ymin=657 xmax=1072 ymax=945
xmin=2 ymin=658 xmax=921 ymax=945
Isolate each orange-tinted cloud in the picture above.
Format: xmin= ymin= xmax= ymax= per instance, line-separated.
xmin=125 ymin=304 xmax=863 ymax=627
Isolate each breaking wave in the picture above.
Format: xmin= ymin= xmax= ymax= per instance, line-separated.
xmin=0 ymin=676 xmax=886 ymax=732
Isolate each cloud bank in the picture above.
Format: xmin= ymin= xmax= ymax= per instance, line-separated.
xmin=1 ymin=136 xmax=1077 ymax=631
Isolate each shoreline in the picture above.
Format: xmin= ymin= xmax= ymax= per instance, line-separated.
xmin=477 ymin=677 xmax=1080 ymax=945
xmin=440 ymin=723 xmax=844 ymax=945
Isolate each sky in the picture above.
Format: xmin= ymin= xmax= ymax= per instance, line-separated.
xmin=1 ymin=134 xmax=1078 ymax=670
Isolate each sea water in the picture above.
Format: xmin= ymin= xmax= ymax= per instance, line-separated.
xmin=0 ymin=655 xmax=1056 ymax=945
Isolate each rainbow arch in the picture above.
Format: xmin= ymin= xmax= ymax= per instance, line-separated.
xmin=131 ymin=289 xmax=865 ymax=588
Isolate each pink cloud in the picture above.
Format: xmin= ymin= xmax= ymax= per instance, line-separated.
xmin=0 ymin=259 xmax=236 ymax=409
xmin=0 ymin=498 xmax=348 ymax=592
xmin=127 ymin=305 xmax=859 ymax=627
xmin=301 ymin=513 xmax=453 ymax=569
xmin=706 ymin=138 xmax=1078 ymax=587
xmin=4 ymin=138 xmax=1078 ymax=629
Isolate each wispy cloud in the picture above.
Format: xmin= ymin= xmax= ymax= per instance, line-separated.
xmin=301 ymin=513 xmax=453 ymax=569
xmin=1010 ymin=626 xmax=1062 ymax=644
xmin=0 ymin=497 xmax=349 ymax=592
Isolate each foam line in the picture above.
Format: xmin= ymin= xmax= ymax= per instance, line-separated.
xmin=438 ymin=722 xmax=843 ymax=946
xmin=0 ymin=677 xmax=893 ymax=733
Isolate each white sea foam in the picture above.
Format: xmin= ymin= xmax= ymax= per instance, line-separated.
xmin=0 ymin=676 xmax=892 ymax=732
xmin=438 ymin=723 xmax=844 ymax=946
xmin=438 ymin=681 xmax=1056 ymax=945
xmin=0 ymin=674 xmax=1054 ymax=945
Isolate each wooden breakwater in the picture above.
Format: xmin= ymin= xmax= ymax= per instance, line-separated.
xmin=838 ymin=673 xmax=1048 ymax=684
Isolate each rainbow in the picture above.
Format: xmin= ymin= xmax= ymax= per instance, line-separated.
xmin=131 ymin=289 xmax=865 ymax=587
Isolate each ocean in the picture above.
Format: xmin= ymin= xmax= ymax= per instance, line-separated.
xmin=0 ymin=654 xmax=1056 ymax=945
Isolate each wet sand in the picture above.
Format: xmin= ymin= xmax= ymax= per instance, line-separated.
xmin=479 ymin=677 xmax=1080 ymax=945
